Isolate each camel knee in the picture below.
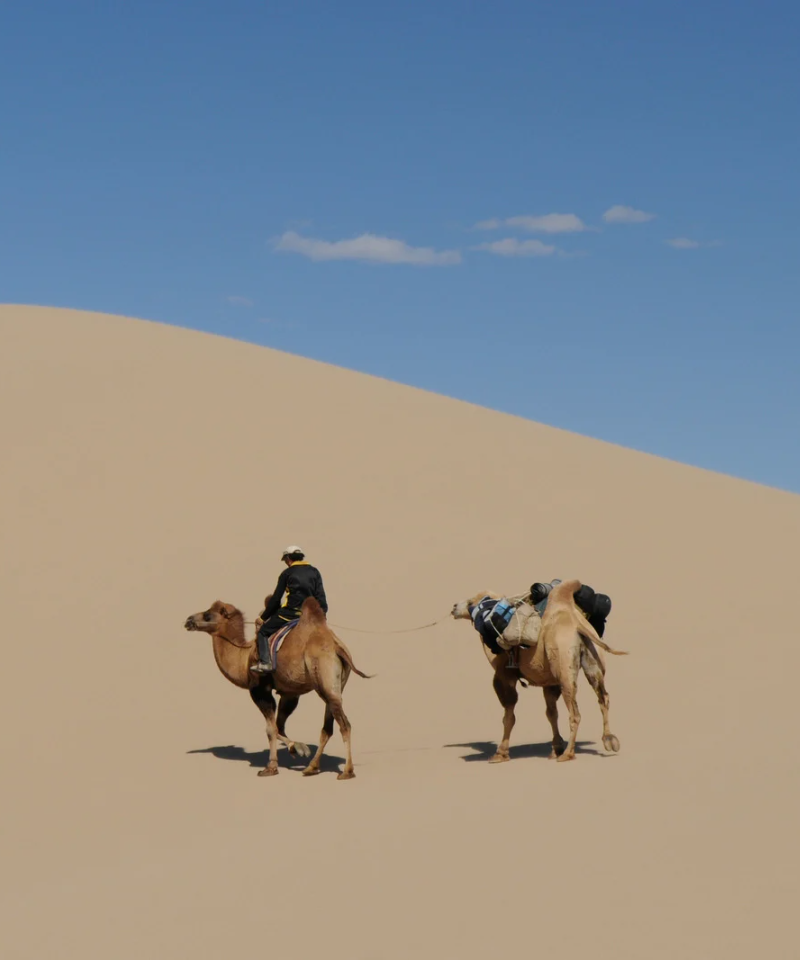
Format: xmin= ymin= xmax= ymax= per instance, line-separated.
xmin=321 ymin=707 xmax=335 ymax=737
xmin=544 ymin=686 xmax=561 ymax=716
xmin=561 ymin=694 xmax=580 ymax=727
xmin=276 ymin=696 xmax=300 ymax=734
xmin=329 ymin=702 xmax=351 ymax=737
xmin=337 ymin=717 xmax=352 ymax=739
xmin=591 ymin=679 xmax=609 ymax=707
xmin=493 ymin=677 xmax=518 ymax=709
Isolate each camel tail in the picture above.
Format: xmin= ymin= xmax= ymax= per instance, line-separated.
xmin=578 ymin=625 xmax=629 ymax=657
xmin=548 ymin=582 xmax=630 ymax=656
xmin=573 ymin=609 xmax=629 ymax=656
xmin=332 ymin=633 xmax=375 ymax=679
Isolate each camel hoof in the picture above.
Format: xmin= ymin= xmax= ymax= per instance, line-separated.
xmin=258 ymin=766 xmax=279 ymax=777
xmin=292 ymin=742 xmax=312 ymax=758
xmin=337 ymin=770 xmax=356 ymax=780
xmin=488 ymin=753 xmax=510 ymax=764
xmin=603 ymin=735 xmax=620 ymax=753
xmin=556 ymin=753 xmax=575 ymax=763
xmin=302 ymin=767 xmax=320 ymax=777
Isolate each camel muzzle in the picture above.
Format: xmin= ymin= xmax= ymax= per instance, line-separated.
xmin=184 ymin=616 xmax=197 ymax=631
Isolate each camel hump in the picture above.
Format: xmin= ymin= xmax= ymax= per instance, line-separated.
xmin=300 ymin=597 xmax=326 ymax=622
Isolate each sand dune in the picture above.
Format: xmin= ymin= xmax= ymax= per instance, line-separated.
xmin=2 ymin=304 xmax=798 ymax=959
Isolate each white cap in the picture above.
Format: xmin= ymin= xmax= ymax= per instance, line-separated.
xmin=282 ymin=545 xmax=304 ymax=557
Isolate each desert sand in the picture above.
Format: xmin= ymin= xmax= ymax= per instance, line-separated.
xmin=2 ymin=303 xmax=798 ymax=959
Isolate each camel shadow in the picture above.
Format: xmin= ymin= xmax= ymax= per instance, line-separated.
xmin=188 ymin=743 xmax=347 ymax=774
xmin=444 ymin=740 xmax=609 ymax=762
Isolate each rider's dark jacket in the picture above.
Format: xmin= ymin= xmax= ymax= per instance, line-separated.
xmin=261 ymin=562 xmax=328 ymax=623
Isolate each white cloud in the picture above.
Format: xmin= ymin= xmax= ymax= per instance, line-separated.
xmin=474 ymin=238 xmax=558 ymax=257
xmin=665 ymin=237 xmax=723 ymax=249
xmin=666 ymin=237 xmax=701 ymax=249
xmin=274 ymin=230 xmax=461 ymax=265
xmin=602 ymin=205 xmax=656 ymax=224
xmin=475 ymin=213 xmax=587 ymax=234
xmin=506 ymin=213 xmax=587 ymax=233
xmin=227 ymin=295 xmax=254 ymax=307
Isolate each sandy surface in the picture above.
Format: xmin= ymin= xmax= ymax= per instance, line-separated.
xmin=1 ymin=304 xmax=798 ymax=959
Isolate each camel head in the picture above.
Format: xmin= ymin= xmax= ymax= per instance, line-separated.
xmin=451 ymin=591 xmax=500 ymax=620
xmin=184 ymin=600 xmax=242 ymax=635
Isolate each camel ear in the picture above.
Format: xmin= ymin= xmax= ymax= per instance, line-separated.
xmin=218 ymin=604 xmax=230 ymax=619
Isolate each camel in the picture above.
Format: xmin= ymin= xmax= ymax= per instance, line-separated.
xmin=451 ymin=579 xmax=628 ymax=763
xmin=183 ymin=595 xmax=372 ymax=779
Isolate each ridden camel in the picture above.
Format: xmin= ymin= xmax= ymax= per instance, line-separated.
xmin=451 ymin=579 xmax=627 ymax=763
xmin=184 ymin=595 xmax=372 ymax=779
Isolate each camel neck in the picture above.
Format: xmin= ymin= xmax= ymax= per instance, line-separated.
xmin=211 ymin=632 xmax=254 ymax=689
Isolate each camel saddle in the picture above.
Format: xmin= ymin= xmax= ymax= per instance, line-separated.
xmin=268 ymin=619 xmax=299 ymax=667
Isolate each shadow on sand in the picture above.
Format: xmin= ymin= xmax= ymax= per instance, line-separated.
xmin=444 ymin=740 xmax=610 ymax=762
xmin=188 ymin=743 xmax=347 ymax=775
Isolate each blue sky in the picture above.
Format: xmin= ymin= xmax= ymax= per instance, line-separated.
xmin=2 ymin=1 xmax=799 ymax=492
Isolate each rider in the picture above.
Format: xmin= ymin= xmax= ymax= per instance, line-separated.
xmin=251 ymin=546 xmax=329 ymax=675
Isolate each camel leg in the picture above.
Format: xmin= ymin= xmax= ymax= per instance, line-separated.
xmin=249 ymin=687 xmax=280 ymax=777
xmin=552 ymin=633 xmax=583 ymax=763
xmin=490 ymin=673 xmax=518 ymax=763
xmin=302 ymin=704 xmax=334 ymax=778
xmin=329 ymin=696 xmax=355 ymax=780
xmin=543 ymin=686 xmax=566 ymax=759
xmin=557 ymin=676 xmax=581 ymax=763
xmin=276 ymin=695 xmax=311 ymax=758
xmin=580 ymin=647 xmax=620 ymax=753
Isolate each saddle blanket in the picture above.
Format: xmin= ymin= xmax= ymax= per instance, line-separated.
xmin=268 ymin=619 xmax=299 ymax=665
